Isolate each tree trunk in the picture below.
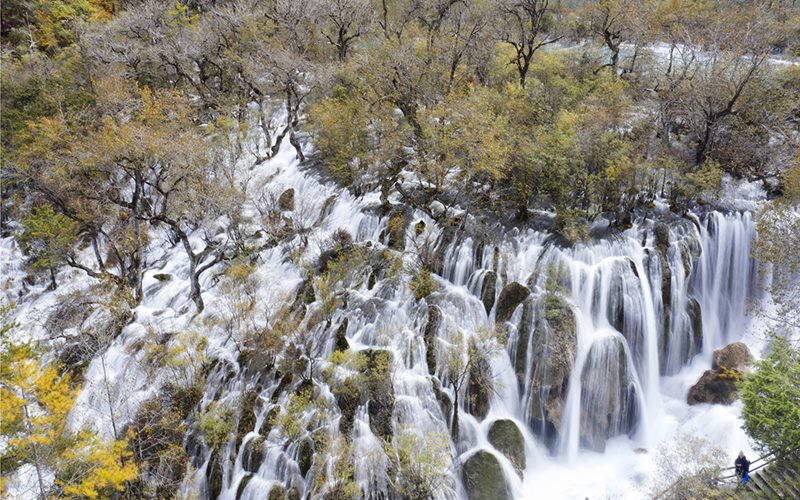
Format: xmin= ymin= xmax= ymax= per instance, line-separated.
xmin=451 ymin=392 xmax=460 ymax=442
xmin=695 ymin=120 xmax=713 ymax=165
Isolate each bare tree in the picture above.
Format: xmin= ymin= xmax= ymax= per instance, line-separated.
xmin=497 ymin=0 xmax=563 ymax=88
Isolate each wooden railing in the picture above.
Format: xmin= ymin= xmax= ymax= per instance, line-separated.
xmin=652 ymin=451 xmax=776 ymax=499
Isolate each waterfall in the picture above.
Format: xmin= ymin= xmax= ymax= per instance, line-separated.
xmin=35 ymin=140 xmax=759 ymax=499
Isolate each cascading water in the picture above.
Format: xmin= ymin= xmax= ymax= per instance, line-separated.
xmin=9 ymin=140 xmax=759 ymax=499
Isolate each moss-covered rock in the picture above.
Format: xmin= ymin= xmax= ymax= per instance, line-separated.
xmin=387 ymin=210 xmax=409 ymax=251
xmin=236 ymin=390 xmax=259 ymax=448
xmin=361 ymin=349 xmax=395 ymax=439
xmin=332 ymin=349 xmax=395 ymax=440
xmin=206 ymin=452 xmax=224 ymax=499
xmin=242 ymin=436 xmax=265 ymax=473
xmin=297 ymin=439 xmax=314 ymax=477
xmin=333 ymin=376 xmax=360 ymax=437
xmin=268 ymin=483 xmax=286 ymax=500
xmin=487 ymin=419 xmax=526 ymax=474
xmin=278 ymin=188 xmax=295 ymax=211
xmin=495 ymin=282 xmax=530 ymax=323
xmin=513 ymin=299 xmax=534 ymax=386
xmin=467 ymin=340 xmax=492 ymax=421
xmin=481 ymin=271 xmax=497 ymax=316
xmin=461 ymin=450 xmax=511 ymax=500
xmin=687 ymin=369 xmax=740 ymax=405
xmin=236 ymin=473 xmax=253 ymax=499
xmin=423 ymin=305 xmax=442 ymax=374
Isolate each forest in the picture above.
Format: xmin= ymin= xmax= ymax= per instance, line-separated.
xmin=1 ymin=0 xmax=799 ymax=499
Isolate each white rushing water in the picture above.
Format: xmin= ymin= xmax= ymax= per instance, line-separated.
xmin=1 ymin=137 xmax=766 ymax=499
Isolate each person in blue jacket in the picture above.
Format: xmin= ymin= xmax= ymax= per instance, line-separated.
xmin=735 ymin=451 xmax=750 ymax=483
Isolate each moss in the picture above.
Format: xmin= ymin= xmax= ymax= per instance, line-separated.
xmin=410 ymin=268 xmax=439 ymax=301
xmin=387 ymin=212 xmax=407 ymax=250
xmin=198 ymin=402 xmax=236 ymax=451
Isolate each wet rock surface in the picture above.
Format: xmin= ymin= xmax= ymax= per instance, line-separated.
xmin=495 ymin=281 xmax=531 ymax=323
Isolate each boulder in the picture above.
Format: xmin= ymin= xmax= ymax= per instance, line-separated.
xmin=513 ymin=299 xmax=534 ymax=385
xmin=487 ymin=419 xmax=526 ymax=474
xmin=332 ymin=377 xmax=360 ymax=437
xmin=461 ymin=450 xmax=511 ymax=500
xmin=278 ymin=188 xmax=295 ymax=211
xmin=480 ymin=271 xmax=497 ymax=316
xmin=712 ymin=342 xmax=752 ymax=371
xmin=495 ymin=282 xmax=531 ymax=323
xmin=687 ymin=369 xmax=739 ymax=405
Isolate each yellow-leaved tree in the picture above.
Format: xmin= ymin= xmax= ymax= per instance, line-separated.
xmin=0 ymin=304 xmax=138 ymax=498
